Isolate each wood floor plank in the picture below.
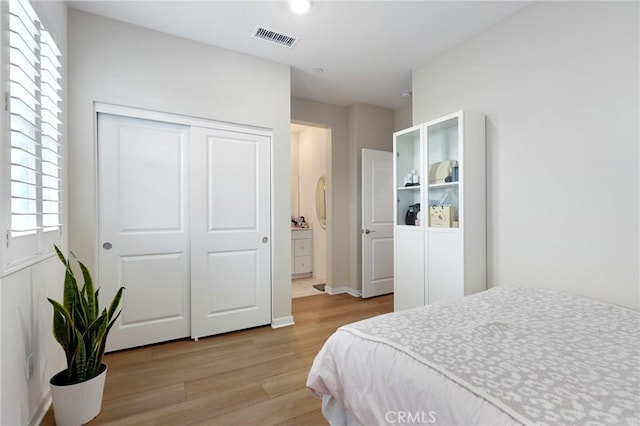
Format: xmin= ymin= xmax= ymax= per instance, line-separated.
xmin=41 ymin=293 xmax=393 ymax=425
xmin=95 ymin=383 xmax=270 ymax=426
xmin=275 ymin=406 xmax=328 ymax=426
xmin=93 ymin=383 xmax=187 ymax=424
xmin=260 ymin=365 xmax=312 ymax=398
xmin=197 ymin=387 xmax=321 ymax=426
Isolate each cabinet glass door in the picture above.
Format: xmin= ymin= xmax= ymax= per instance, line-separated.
xmin=426 ymin=116 xmax=460 ymax=229
xmin=395 ymin=127 xmax=422 ymax=226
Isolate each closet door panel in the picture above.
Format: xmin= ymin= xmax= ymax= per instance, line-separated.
xmin=98 ymin=113 xmax=191 ymax=352
xmin=191 ymin=126 xmax=271 ymax=339
xmin=207 ymin=137 xmax=257 ymax=230
xmin=206 ymin=250 xmax=258 ymax=311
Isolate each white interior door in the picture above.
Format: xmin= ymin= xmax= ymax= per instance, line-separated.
xmin=98 ymin=113 xmax=191 ymax=351
xmin=361 ymin=149 xmax=394 ymax=298
xmin=190 ymin=126 xmax=271 ymax=339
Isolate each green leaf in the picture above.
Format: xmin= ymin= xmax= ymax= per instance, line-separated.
xmin=86 ymin=313 xmax=108 ymax=376
xmin=75 ymin=254 xmax=97 ymax=321
xmin=48 ymin=299 xmax=72 ymax=362
xmin=107 ymin=286 xmax=125 ymax=321
xmin=72 ymin=327 xmax=87 ymax=382
xmin=62 ymin=262 xmax=78 ymax=312
xmin=94 ymin=310 xmax=123 ymax=374
xmin=54 ymin=244 xmax=67 ymax=264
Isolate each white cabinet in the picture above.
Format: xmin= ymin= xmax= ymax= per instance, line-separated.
xmin=393 ymin=111 xmax=486 ymax=311
xmin=292 ymin=228 xmax=313 ymax=278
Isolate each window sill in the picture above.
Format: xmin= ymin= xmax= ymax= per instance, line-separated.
xmin=1 ymin=251 xmax=57 ymax=278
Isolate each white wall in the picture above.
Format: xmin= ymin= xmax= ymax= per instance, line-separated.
xmin=1 ymin=2 xmax=68 ymax=424
xmin=67 ymin=10 xmax=293 ymax=324
xmin=290 ymin=132 xmax=300 ymax=216
xmin=296 ymin=127 xmax=329 ymax=282
xmin=413 ymin=1 xmax=639 ymax=308
xmin=290 ymin=133 xmax=300 ymax=171
xmin=394 ymin=105 xmax=413 ymax=131
xmin=347 ymin=103 xmax=394 ymax=294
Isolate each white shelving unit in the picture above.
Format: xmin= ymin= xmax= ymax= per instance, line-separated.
xmin=393 ymin=111 xmax=486 ymax=311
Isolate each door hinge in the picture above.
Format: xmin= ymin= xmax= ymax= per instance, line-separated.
xmin=5 ymin=229 xmax=10 ymax=248
xmin=4 ymin=92 xmax=9 ymax=111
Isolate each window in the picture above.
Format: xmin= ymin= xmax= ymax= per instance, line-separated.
xmin=3 ymin=0 xmax=63 ymax=272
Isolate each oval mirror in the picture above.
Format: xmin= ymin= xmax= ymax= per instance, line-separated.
xmin=316 ymin=175 xmax=326 ymax=229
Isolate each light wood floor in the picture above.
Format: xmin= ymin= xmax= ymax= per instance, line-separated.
xmin=291 ymin=277 xmax=325 ymax=298
xmin=42 ymin=292 xmax=393 ymax=425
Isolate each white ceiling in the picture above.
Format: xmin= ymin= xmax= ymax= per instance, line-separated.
xmin=67 ymin=1 xmax=532 ymax=110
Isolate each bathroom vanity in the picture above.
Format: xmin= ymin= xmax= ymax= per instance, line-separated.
xmin=291 ymin=227 xmax=313 ymax=278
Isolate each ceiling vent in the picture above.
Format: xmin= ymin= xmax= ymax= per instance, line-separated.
xmin=253 ymin=26 xmax=299 ymax=48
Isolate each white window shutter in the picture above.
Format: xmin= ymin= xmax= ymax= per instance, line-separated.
xmin=3 ymin=0 xmax=63 ymax=272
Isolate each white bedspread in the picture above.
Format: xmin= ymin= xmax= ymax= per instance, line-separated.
xmin=307 ymin=287 xmax=640 ymax=426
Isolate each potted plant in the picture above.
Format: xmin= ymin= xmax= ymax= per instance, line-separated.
xmin=48 ymin=245 xmax=124 ymax=426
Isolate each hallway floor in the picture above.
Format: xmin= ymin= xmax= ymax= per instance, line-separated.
xmin=292 ymin=277 xmax=325 ymax=298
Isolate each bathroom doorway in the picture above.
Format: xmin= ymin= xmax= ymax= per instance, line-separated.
xmin=290 ymin=123 xmax=330 ymax=298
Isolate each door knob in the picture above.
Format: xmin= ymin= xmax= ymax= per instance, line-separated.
xmin=102 ymin=242 xmax=113 ymax=250
xmin=262 ymin=237 xmax=269 ymax=243
xmin=363 ymin=229 xmax=375 ymax=234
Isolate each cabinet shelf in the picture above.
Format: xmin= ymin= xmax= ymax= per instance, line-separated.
xmin=396 ymin=224 xmax=423 ymax=230
xmin=428 ymin=182 xmax=458 ymax=189
xmin=397 ymin=185 xmax=421 ymax=191
xmin=426 ymin=226 xmax=460 ymax=233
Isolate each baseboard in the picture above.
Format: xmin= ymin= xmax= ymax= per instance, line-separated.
xmin=271 ymin=316 xmax=295 ymax=329
xmin=292 ymin=272 xmax=311 ymax=279
xmin=29 ymin=391 xmax=52 ymax=426
xmin=325 ymin=286 xmax=361 ymax=297
xmin=326 ymin=286 xmax=347 ymax=295
xmin=347 ymin=288 xmax=362 ymax=297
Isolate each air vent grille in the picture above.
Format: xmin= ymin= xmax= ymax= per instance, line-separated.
xmin=253 ymin=26 xmax=299 ymax=48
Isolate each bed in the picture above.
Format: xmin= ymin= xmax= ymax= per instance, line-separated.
xmin=306 ymin=286 xmax=640 ymax=425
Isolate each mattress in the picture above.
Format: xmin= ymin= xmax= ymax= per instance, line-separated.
xmin=306 ymin=287 xmax=640 ymax=425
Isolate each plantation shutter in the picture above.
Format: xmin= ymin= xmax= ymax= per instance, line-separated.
xmin=9 ymin=0 xmax=39 ymax=237
xmin=39 ymin=29 xmax=62 ymax=236
xmin=4 ymin=0 xmax=63 ymax=270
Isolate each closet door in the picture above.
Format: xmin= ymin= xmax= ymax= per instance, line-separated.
xmin=98 ymin=113 xmax=191 ymax=351
xmin=190 ymin=126 xmax=271 ymax=339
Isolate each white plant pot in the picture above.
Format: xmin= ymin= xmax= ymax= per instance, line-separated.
xmin=50 ymin=364 xmax=107 ymax=426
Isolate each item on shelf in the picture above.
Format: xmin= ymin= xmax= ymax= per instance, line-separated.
xmin=451 ymin=165 xmax=459 ymax=182
xmin=291 ymin=215 xmax=308 ymax=228
xmin=429 ymin=160 xmax=458 ymax=184
xmin=405 ymin=203 xmax=421 ymax=226
xmin=429 ymin=205 xmax=454 ymax=228
xmin=404 ymin=170 xmax=420 ymax=187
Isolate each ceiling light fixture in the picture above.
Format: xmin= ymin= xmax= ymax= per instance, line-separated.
xmin=290 ymin=0 xmax=311 ymax=14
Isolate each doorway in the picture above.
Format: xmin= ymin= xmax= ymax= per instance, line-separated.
xmin=290 ymin=123 xmax=330 ymax=298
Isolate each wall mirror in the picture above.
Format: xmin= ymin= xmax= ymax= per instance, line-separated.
xmin=316 ymin=175 xmax=326 ymax=229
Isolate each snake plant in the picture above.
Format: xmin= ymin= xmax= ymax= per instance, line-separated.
xmin=48 ymin=245 xmax=124 ymax=384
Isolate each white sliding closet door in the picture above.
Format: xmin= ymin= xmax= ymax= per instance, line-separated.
xmin=98 ymin=113 xmax=191 ymax=351
xmin=190 ymin=127 xmax=272 ymax=339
